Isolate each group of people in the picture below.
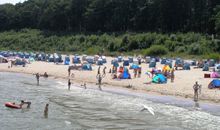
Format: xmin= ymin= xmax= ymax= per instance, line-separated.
xmin=147 ymin=66 xmax=175 ymax=83
xmin=16 ymin=100 xmax=49 ymax=118
xmin=68 ymin=65 xmax=90 ymax=90
xmin=163 ymin=68 xmax=175 ymax=83
xmin=9 ymin=56 xmax=203 ymax=119
xmin=33 ymin=72 xmax=49 ymax=117
xmin=34 ymin=72 xmax=49 ymax=85
xmin=111 ymin=66 xmax=131 ymax=79
xmin=18 ymin=100 xmax=31 ymax=108
xmin=68 ymin=65 xmax=107 ymax=91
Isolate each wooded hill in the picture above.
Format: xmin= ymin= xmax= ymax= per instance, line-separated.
xmin=0 ymin=0 xmax=220 ymax=58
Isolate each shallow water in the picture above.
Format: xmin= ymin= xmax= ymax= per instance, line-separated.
xmin=0 ymin=72 xmax=220 ymax=130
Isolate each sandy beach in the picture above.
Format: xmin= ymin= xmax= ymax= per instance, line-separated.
xmin=0 ymin=56 xmax=219 ymax=103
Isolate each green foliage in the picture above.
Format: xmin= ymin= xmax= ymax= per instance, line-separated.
xmin=143 ymin=45 xmax=168 ymax=56
xmin=188 ymin=43 xmax=205 ymax=55
xmin=0 ymin=29 xmax=218 ymax=57
xmin=86 ymin=46 xmax=101 ymax=55
xmin=205 ymin=53 xmax=220 ymax=61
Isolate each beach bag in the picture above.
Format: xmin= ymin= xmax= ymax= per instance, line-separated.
xmin=204 ymin=74 xmax=210 ymax=78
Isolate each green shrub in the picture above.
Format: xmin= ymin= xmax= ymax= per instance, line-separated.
xmin=0 ymin=29 xmax=218 ymax=57
xmin=205 ymin=53 xmax=220 ymax=61
xmin=188 ymin=43 xmax=206 ymax=55
xmin=144 ymin=45 xmax=168 ymax=56
xmin=86 ymin=46 xmax=101 ymax=55
xmin=175 ymin=46 xmax=186 ymax=53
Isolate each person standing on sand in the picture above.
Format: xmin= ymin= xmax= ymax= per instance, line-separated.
xmin=193 ymin=81 xmax=202 ymax=102
xmin=44 ymin=104 xmax=49 ymax=118
xmin=171 ymin=69 xmax=175 ymax=83
xmin=68 ymin=79 xmax=71 ymax=90
xmin=68 ymin=67 xmax=71 ymax=77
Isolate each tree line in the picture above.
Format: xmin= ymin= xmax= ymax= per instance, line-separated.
xmin=0 ymin=0 xmax=220 ymax=34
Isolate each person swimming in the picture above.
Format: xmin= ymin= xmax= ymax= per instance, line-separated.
xmin=19 ymin=100 xmax=25 ymax=108
xmin=19 ymin=100 xmax=31 ymax=108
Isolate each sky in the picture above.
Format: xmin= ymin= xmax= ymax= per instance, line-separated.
xmin=0 ymin=0 xmax=26 ymax=5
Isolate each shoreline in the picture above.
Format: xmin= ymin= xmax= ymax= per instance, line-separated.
xmin=1 ymin=68 xmax=220 ymax=105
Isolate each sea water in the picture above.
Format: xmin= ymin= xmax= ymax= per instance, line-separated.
xmin=0 ymin=72 xmax=220 ymax=130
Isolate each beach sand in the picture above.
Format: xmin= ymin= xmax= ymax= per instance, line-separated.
xmin=0 ymin=56 xmax=219 ymax=103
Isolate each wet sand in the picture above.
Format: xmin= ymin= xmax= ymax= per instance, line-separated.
xmin=0 ymin=56 xmax=219 ymax=103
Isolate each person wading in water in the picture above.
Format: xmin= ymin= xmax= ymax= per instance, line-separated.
xmin=44 ymin=104 xmax=49 ymax=118
xmin=193 ymin=81 xmax=202 ymax=102
xmin=96 ymin=67 xmax=106 ymax=90
xmin=81 ymin=82 xmax=87 ymax=89
xmin=35 ymin=73 xmax=40 ymax=86
xmin=68 ymin=79 xmax=71 ymax=90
